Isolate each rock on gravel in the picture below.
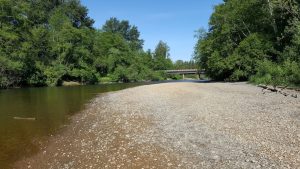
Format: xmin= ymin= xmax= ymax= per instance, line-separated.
xmin=14 ymin=82 xmax=300 ymax=169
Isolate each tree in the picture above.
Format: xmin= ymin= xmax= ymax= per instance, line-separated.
xmin=0 ymin=0 xmax=30 ymax=87
xmin=102 ymin=17 xmax=144 ymax=50
xmin=173 ymin=60 xmax=197 ymax=69
xmin=194 ymin=0 xmax=300 ymax=86
xmin=0 ymin=1 xmax=171 ymax=88
xmin=153 ymin=41 xmax=173 ymax=70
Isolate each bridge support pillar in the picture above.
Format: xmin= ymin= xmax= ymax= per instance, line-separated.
xmin=182 ymin=74 xmax=185 ymax=80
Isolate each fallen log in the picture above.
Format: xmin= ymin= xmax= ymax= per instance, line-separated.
xmin=291 ymin=94 xmax=298 ymax=98
xmin=277 ymin=86 xmax=300 ymax=91
xmin=13 ymin=117 xmax=36 ymax=121
xmin=258 ymin=84 xmax=278 ymax=92
xmin=258 ymin=84 xmax=298 ymax=98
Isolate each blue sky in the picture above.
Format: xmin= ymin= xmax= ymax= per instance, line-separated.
xmin=81 ymin=0 xmax=223 ymax=61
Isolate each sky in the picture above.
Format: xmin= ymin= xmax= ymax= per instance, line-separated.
xmin=81 ymin=0 xmax=223 ymax=61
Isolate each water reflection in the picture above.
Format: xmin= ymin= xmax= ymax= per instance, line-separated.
xmin=0 ymin=83 xmax=150 ymax=168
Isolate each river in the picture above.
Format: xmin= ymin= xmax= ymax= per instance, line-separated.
xmin=0 ymin=82 xmax=153 ymax=168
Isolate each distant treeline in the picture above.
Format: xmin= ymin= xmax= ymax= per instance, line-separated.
xmin=0 ymin=0 xmax=196 ymax=88
xmin=173 ymin=60 xmax=197 ymax=70
xmin=194 ymin=0 xmax=300 ymax=87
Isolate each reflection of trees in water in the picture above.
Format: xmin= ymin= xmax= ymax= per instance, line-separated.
xmin=0 ymin=83 xmax=148 ymax=168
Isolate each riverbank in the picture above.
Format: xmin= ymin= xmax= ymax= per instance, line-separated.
xmin=15 ymin=82 xmax=300 ymax=168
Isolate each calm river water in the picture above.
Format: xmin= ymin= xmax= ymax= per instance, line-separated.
xmin=0 ymin=82 xmax=153 ymax=168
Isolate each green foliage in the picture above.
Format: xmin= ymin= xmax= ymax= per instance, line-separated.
xmin=153 ymin=41 xmax=173 ymax=70
xmin=167 ymin=74 xmax=182 ymax=80
xmin=194 ymin=0 xmax=300 ymax=86
xmin=151 ymin=71 xmax=166 ymax=81
xmin=227 ymin=33 xmax=273 ymax=81
xmin=44 ymin=64 xmax=68 ymax=86
xmin=206 ymin=52 xmax=230 ymax=80
xmin=0 ymin=1 xmax=174 ymax=88
xmin=102 ymin=17 xmax=144 ymax=50
xmin=250 ymin=60 xmax=300 ymax=87
xmin=99 ymin=77 xmax=113 ymax=83
xmin=68 ymin=68 xmax=98 ymax=84
xmin=0 ymin=55 xmax=24 ymax=88
xmin=173 ymin=60 xmax=197 ymax=69
xmin=282 ymin=20 xmax=300 ymax=62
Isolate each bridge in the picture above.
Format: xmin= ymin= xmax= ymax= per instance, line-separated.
xmin=165 ymin=69 xmax=205 ymax=79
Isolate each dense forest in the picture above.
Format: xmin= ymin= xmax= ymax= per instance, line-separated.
xmin=0 ymin=0 xmax=198 ymax=88
xmin=194 ymin=0 xmax=300 ymax=87
xmin=5 ymin=0 xmax=297 ymax=89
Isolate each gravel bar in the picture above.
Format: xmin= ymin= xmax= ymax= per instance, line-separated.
xmin=15 ymin=82 xmax=300 ymax=169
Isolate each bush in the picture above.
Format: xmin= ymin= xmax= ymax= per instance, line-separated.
xmin=150 ymin=71 xmax=165 ymax=81
xmin=27 ymin=71 xmax=47 ymax=87
xmin=110 ymin=66 xmax=130 ymax=82
xmin=168 ymin=74 xmax=182 ymax=80
xmin=250 ymin=59 xmax=300 ymax=87
xmin=44 ymin=64 xmax=68 ymax=86
xmin=0 ymin=56 xmax=24 ymax=88
xmin=206 ymin=52 xmax=232 ymax=80
xmin=200 ymin=33 xmax=274 ymax=81
xmin=283 ymin=60 xmax=300 ymax=86
xmin=99 ymin=77 xmax=113 ymax=83
xmin=68 ymin=68 xmax=98 ymax=84
xmin=227 ymin=34 xmax=273 ymax=81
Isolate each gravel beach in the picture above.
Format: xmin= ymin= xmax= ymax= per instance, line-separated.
xmin=15 ymin=82 xmax=300 ymax=169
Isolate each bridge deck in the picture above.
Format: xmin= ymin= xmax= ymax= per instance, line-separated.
xmin=165 ymin=69 xmax=205 ymax=74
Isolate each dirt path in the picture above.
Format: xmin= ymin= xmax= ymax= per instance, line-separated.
xmin=15 ymin=82 xmax=300 ymax=169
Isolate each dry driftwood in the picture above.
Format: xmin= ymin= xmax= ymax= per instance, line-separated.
xmin=258 ymin=84 xmax=277 ymax=92
xmin=277 ymin=86 xmax=300 ymax=92
xmin=258 ymin=84 xmax=298 ymax=98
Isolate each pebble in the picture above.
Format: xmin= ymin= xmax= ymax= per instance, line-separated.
xmin=15 ymin=83 xmax=300 ymax=169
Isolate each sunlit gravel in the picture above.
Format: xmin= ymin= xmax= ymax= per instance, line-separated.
xmin=15 ymin=82 xmax=300 ymax=169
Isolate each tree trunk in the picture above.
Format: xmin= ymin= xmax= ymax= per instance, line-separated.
xmin=267 ymin=0 xmax=278 ymax=35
